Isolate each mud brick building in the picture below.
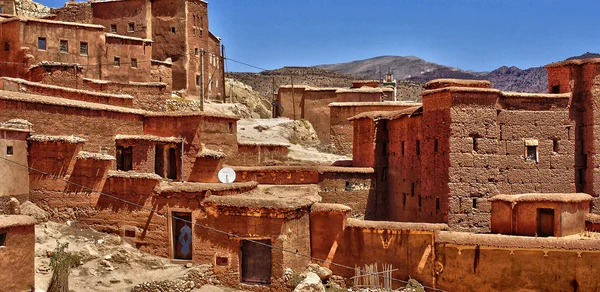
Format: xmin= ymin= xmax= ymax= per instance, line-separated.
xmin=0 ymin=215 xmax=36 ymax=292
xmin=352 ymin=78 xmax=576 ymax=232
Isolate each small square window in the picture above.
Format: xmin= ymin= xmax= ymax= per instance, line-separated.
xmin=4 ymin=42 xmax=8 ymax=51
xmin=80 ymin=42 xmax=88 ymax=55
xmin=110 ymin=24 xmax=117 ymax=33
xmin=192 ymin=27 xmax=196 ymax=35
xmin=114 ymin=57 xmax=120 ymax=67
xmin=196 ymin=75 xmax=200 ymax=86
xmin=551 ymin=85 xmax=560 ymax=94
xmin=216 ymin=256 xmax=228 ymax=266
xmin=59 ymin=40 xmax=68 ymax=53
xmin=171 ymin=27 xmax=176 ymax=33
xmin=131 ymin=58 xmax=137 ymax=68
xmin=38 ymin=37 xmax=46 ymax=50
xmin=416 ymin=140 xmax=420 ymax=156
xmin=124 ymin=229 xmax=136 ymax=237
xmin=199 ymin=29 xmax=203 ymax=37
xmin=526 ymin=146 xmax=537 ymax=162
xmin=0 ymin=233 xmax=5 ymax=246
xmin=6 ymin=146 xmax=13 ymax=156
xmin=194 ymin=48 xmax=198 ymax=56
xmin=128 ymin=23 xmax=135 ymax=32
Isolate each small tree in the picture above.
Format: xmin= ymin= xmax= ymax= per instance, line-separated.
xmin=47 ymin=242 xmax=80 ymax=292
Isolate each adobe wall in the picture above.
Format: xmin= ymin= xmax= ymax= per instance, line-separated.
xmin=18 ymin=20 xmax=105 ymax=79
xmin=150 ymin=60 xmax=173 ymax=92
xmin=352 ymin=118 xmax=376 ymax=167
xmin=235 ymin=143 xmax=289 ymax=166
xmin=51 ymin=2 xmax=93 ymax=23
xmin=185 ymin=0 xmax=210 ymax=98
xmin=0 ymin=20 xmax=27 ymax=78
xmin=276 ymin=86 xmax=306 ymax=120
xmin=206 ymin=33 xmax=224 ymax=100
xmin=302 ymin=89 xmax=337 ymax=144
xmin=0 ymin=0 xmax=15 ymax=15
xmin=331 ymin=102 xmax=418 ymax=154
xmin=91 ymin=0 xmax=150 ymax=39
xmin=195 ymin=208 xmax=310 ymax=290
xmin=435 ymin=235 xmax=600 ymax=291
xmin=103 ymin=37 xmax=153 ymax=83
xmin=335 ymin=91 xmax=382 ymax=102
xmin=188 ymin=157 xmax=222 ymax=183
xmin=0 ymin=98 xmax=145 ymax=156
xmin=0 ymin=224 xmax=35 ymax=292
xmin=0 ymin=78 xmax=134 ymax=107
xmin=310 ymin=211 xmax=441 ymax=289
xmin=0 ymin=129 xmax=29 ymax=200
xmin=82 ymin=79 xmax=169 ymax=112
xmin=143 ymin=115 xmax=238 ymax=181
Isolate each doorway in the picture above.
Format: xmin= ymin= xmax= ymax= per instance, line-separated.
xmin=172 ymin=212 xmax=192 ymax=260
xmin=167 ymin=147 xmax=177 ymax=179
xmin=537 ymin=208 xmax=554 ymax=237
xmin=241 ymin=239 xmax=272 ymax=284
xmin=154 ymin=144 xmax=164 ymax=177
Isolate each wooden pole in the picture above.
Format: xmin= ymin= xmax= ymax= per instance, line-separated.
xmin=291 ymin=74 xmax=295 ymax=120
xmin=200 ymin=49 xmax=205 ymax=111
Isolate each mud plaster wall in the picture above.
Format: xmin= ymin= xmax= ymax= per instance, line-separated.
xmin=0 ymin=99 xmax=145 ymax=156
xmin=336 ymin=92 xmax=382 ymax=103
xmin=0 ymin=78 xmax=134 ymax=107
xmin=548 ymin=63 xmax=600 ymax=213
xmin=0 ymin=225 xmax=35 ymax=292
xmin=302 ymin=90 xmax=337 ymax=144
xmin=92 ymin=0 xmax=150 ymax=39
xmin=352 ymin=118 xmax=376 ymax=167
xmin=310 ymin=212 xmax=436 ymax=290
xmin=82 ymin=80 xmax=169 ymax=112
xmin=330 ymin=104 xmax=415 ymax=154
xmin=188 ymin=157 xmax=221 ymax=183
xmin=234 ymin=144 xmax=288 ymax=166
xmin=277 ymin=87 xmax=305 ymax=120
xmin=318 ymin=172 xmax=374 ymax=218
xmin=195 ymin=209 xmax=311 ymax=290
xmin=143 ymin=115 xmax=238 ymax=181
xmin=491 ymin=200 xmax=588 ymax=237
xmin=103 ymin=38 xmax=152 ymax=83
xmin=0 ymin=20 xmax=32 ymax=78
xmin=151 ymin=0 xmax=187 ymax=91
xmin=435 ymin=243 xmax=600 ymax=292
xmin=0 ymin=0 xmax=15 ymax=15
xmin=0 ymin=129 xmax=29 ymax=199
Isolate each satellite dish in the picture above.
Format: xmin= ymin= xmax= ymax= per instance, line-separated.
xmin=218 ymin=167 xmax=236 ymax=183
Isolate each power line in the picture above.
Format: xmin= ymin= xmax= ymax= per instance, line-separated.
xmin=0 ymin=155 xmax=445 ymax=292
xmin=224 ymin=57 xmax=269 ymax=72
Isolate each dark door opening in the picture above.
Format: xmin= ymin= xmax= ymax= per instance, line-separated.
xmin=154 ymin=144 xmax=165 ymax=177
xmin=241 ymin=239 xmax=272 ymax=284
xmin=172 ymin=212 xmax=192 ymax=260
xmin=167 ymin=147 xmax=177 ymax=179
xmin=116 ymin=146 xmax=133 ymax=171
xmin=538 ymin=208 xmax=554 ymax=237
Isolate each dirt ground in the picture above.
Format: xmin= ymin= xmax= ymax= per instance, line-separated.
xmin=237 ymin=118 xmax=350 ymax=164
xmin=34 ymin=221 xmax=247 ymax=292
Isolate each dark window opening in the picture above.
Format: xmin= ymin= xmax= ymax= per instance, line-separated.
xmin=38 ymin=37 xmax=46 ymax=50
xmin=401 ymin=141 xmax=405 ymax=156
xmin=172 ymin=212 xmax=192 ymax=260
xmin=381 ymin=167 xmax=387 ymax=181
xmin=110 ymin=24 xmax=117 ymax=33
xmin=241 ymin=239 xmax=272 ymax=284
xmin=193 ymin=27 xmax=196 ymax=35
xmin=381 ymin=120 xmax=387 ymax=132
xmin=80 ymin=42 xmax=88 ymax=55
xmin=472 ymin=137 xmax=479 ymax=153
xmin=167 ymin=147 xmax=177 ymax=180
xmin=416 ymin=140 xmax=420 ymax=156
xmin=114 ymin=57 xmax=121 ymax=67
xmin=199 ymin=29 xmax=203 ymax=37
xmin=196 ymin=75 xmax=201 ymax=86
xmin=436 ymin=198 xmax=440 ymax=211
xmin=418 ymin=195 xmax=422 ymax=209
xmin=0 ymin=7 xmax=3 ymax=14
xmin=411 ymin=182 xmax=415 ymax=197
xmin=131 ymin=58 xmax=137 ymax=68
xmin=194 ymin=47 xmax=199 ymax=56
xmin=59 ymin=40 xmax=68 ymax=53
xmin=0 ymin=232 xmax=5 ymax=246
xmin=403 ymin=193 xmax=407 ymax=207
xmin=128 ymin=22 xmax=135 ymax=32
xmin=551 ymin=85 xmax=560 ymax=94
xmin=4 ymin=42 xmax=9 ymax=51
xmin=553 ymin=139 xmax=560 ymax=153
xmin=537 ymin=208 xmax=554 ymax=237
xmin=345 ymin=181 xmax=351 ymax=191
xmin=116 ymin=146 xmax=133 ymax=171
xmin=171 ymin=27 xmax=176 ymax=33
xmin=124 ymin=229 xmax=136 ymax=238
xmin=216 ymin=256 xmax=228 ymax=266
xmin=6 ymin=146 xmax=13 ymax=156
xmin=472 ymin=198 xmax=477 ymax=209
xmin=526 ymin=146 xmax=537 ymax=162
xmin=228 ymin=122 xmax=233 ymax=133
xmin=434 ymin=138 xmax=439 ymax=152
xmin=154 ymin=144 xmax=165 ymax=177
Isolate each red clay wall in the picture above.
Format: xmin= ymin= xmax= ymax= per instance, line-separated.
xmin=302 ymin=89 xmax=337 ymax=143
xmin=352 ymin=118 xmax=376 ymax=167
xmin=0 ymin=224 xmax=35 ymax=292
xmin=91 ymin=0 xmax=150 ymax=39
xmin=235 ymin=143 xmax=289 ymax=166
xmin=82 ymin=79 xmax=169 ymax=111
xmin=277 ymin=87 xmax=307 ymax=120
xmin=51 ymin=2 xmax=93 ymax=23
xmin=103 ymin=37 xmax=153 ymax=83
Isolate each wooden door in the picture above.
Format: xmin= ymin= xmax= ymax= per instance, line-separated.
xmin=241 ymin=239 xmax=272 ymax=284
xmin=172 ymin=212 xmax=192 ymax=260
xmin=538 ymin=208 xmax=554 ymax=237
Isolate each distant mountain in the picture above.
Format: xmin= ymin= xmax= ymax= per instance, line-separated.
xmin=315 ymin=55 xmax=549 ymax=93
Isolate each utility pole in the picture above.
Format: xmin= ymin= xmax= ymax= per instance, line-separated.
xmin=291 ymin=74 xmax=296 ymax=120
xmin=200 ymin=48 xmax=205 ymax=111
xmin=220 ymin=44 xmax=226 ymax=103
xmin=272 ymin=76 xmax=276 ymax=117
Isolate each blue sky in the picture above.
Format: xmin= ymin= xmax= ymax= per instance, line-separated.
xmin=41 ymin=0 xmax=600 ymax=72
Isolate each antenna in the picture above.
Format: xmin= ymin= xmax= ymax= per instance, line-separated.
xmin=218 ymin=167 xmax=236 ymax=183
